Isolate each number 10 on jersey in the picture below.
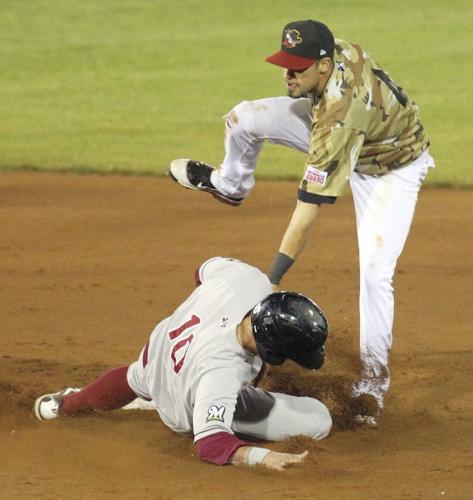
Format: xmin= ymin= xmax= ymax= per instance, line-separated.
xmin=168 ymin=315 xmax=201 ymax=374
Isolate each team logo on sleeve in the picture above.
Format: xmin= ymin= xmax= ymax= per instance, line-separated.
xmin=304 ymin=166 xmax=328 ymax=185
xmin=282 ymin=29 xmax=302 ymax=49
xmin=206 ymin=405 xmax=226 ymax=423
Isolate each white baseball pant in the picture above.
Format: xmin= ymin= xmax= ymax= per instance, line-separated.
xmin=211 ymin=97 xmax=435 ymax=407
xmin=233 ymin=386 xmax=331 ymax=441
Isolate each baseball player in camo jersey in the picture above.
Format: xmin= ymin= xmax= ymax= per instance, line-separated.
xmin=34 ymin=257 xmax=331 ymax=470
xmin=169 ymin=20 xmax=435 ymax=425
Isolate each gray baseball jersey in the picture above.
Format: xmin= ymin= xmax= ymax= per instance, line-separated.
xmin=127 ymin=257 xmax=272 ymax=442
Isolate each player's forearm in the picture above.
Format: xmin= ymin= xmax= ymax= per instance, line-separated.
xmin=230 ymin=445 xmax=270 ymax=466
xmin=230 ymin=445 xmax=251 ymax=465
xmin=280 ymin=200 xmax=319 ymax=258
xmin=268 ymin=201 xmax=319 ymax=284
xmin=231 ymin=446 xmax=309 ymax=471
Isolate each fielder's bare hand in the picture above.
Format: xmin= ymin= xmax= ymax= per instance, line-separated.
xmin=262 ymin=450 xmax=309 ymax=471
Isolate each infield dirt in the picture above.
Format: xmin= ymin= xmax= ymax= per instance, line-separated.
xmin=1 ymin=172 xmax=472 ymax=499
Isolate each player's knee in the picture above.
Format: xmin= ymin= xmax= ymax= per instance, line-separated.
xmin=298 ymin=398 xmax=332 ymax=440
xmin=311 ymin=403 xmax=332 ymax=440
xmin=224 ymin=100 xmax=269 ymax=137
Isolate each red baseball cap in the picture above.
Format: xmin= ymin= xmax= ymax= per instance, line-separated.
xmin=265 ymin=20 xmax=335 ymax=70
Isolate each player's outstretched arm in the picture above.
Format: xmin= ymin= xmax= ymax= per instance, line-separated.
xmin=268 ymin=200 xmax=320 ymax=285
xmin=279 ymin=200 xmax=319 ymax=259
xmin=262 ymin=450 xmax=309 ymax=471
xmin=231 ymin=446 xmax=309 ymax=471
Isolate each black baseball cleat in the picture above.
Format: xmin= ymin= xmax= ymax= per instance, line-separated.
xmin=168 ymin=159 xmax=244 ymax=207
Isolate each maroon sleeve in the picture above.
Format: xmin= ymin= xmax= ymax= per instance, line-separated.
xmin=194 ymin=266 xmax=202 ymax=287
xmin=195 ymin=432 xmax=247 ymax=465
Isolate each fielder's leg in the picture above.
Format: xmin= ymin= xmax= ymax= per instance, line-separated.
xmin=231 ymin=386 xmax=332 ymax=441
xmin=350 ymin=151 xmax=435 ymax=410
xmin=212 ymin=97 xmax=313 ymax=199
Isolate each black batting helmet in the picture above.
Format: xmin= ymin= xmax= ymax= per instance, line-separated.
xmin=250 ymin=292 xmax=328 ymax=370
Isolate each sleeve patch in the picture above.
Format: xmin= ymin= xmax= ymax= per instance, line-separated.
xmin=304 ymin=166 xmax=328 ymax=185
xmin=206 ymin=405 xmax=226 ymax=423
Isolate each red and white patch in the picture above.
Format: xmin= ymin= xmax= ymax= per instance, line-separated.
xmin=304 ymin=166 xmax=328 ymax=186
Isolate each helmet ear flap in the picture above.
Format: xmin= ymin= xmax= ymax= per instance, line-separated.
xmin=251 ymin=311 xmax=285 ymax=365
xmin=255 ymin=343 xmax=285 ymax=365
xmin=309 ymin=346 xmax=326 ymax=370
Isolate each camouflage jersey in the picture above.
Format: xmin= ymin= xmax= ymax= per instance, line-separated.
xmin=299 ymin=39 xmax=430 ymax=203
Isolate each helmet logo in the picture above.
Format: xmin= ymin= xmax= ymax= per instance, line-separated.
xmin=282 ymin=29 xmax=303 ymax=49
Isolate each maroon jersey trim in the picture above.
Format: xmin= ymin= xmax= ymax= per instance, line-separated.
xmin=195 ymin=431 xmax=247 ymax=465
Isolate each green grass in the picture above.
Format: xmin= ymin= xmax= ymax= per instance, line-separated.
xmin=1 ymin=0 xmax=472 ymax=186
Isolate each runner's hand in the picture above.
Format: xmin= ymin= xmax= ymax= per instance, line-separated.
xmin=262 ymin=450 xmax=309 ymax=471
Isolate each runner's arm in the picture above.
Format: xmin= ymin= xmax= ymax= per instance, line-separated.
xmin=231 ymin=445 xmax=309 ymax=471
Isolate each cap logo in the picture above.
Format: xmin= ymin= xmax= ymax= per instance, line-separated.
xmin=282 ymin=29 xmax=303 ymax=49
